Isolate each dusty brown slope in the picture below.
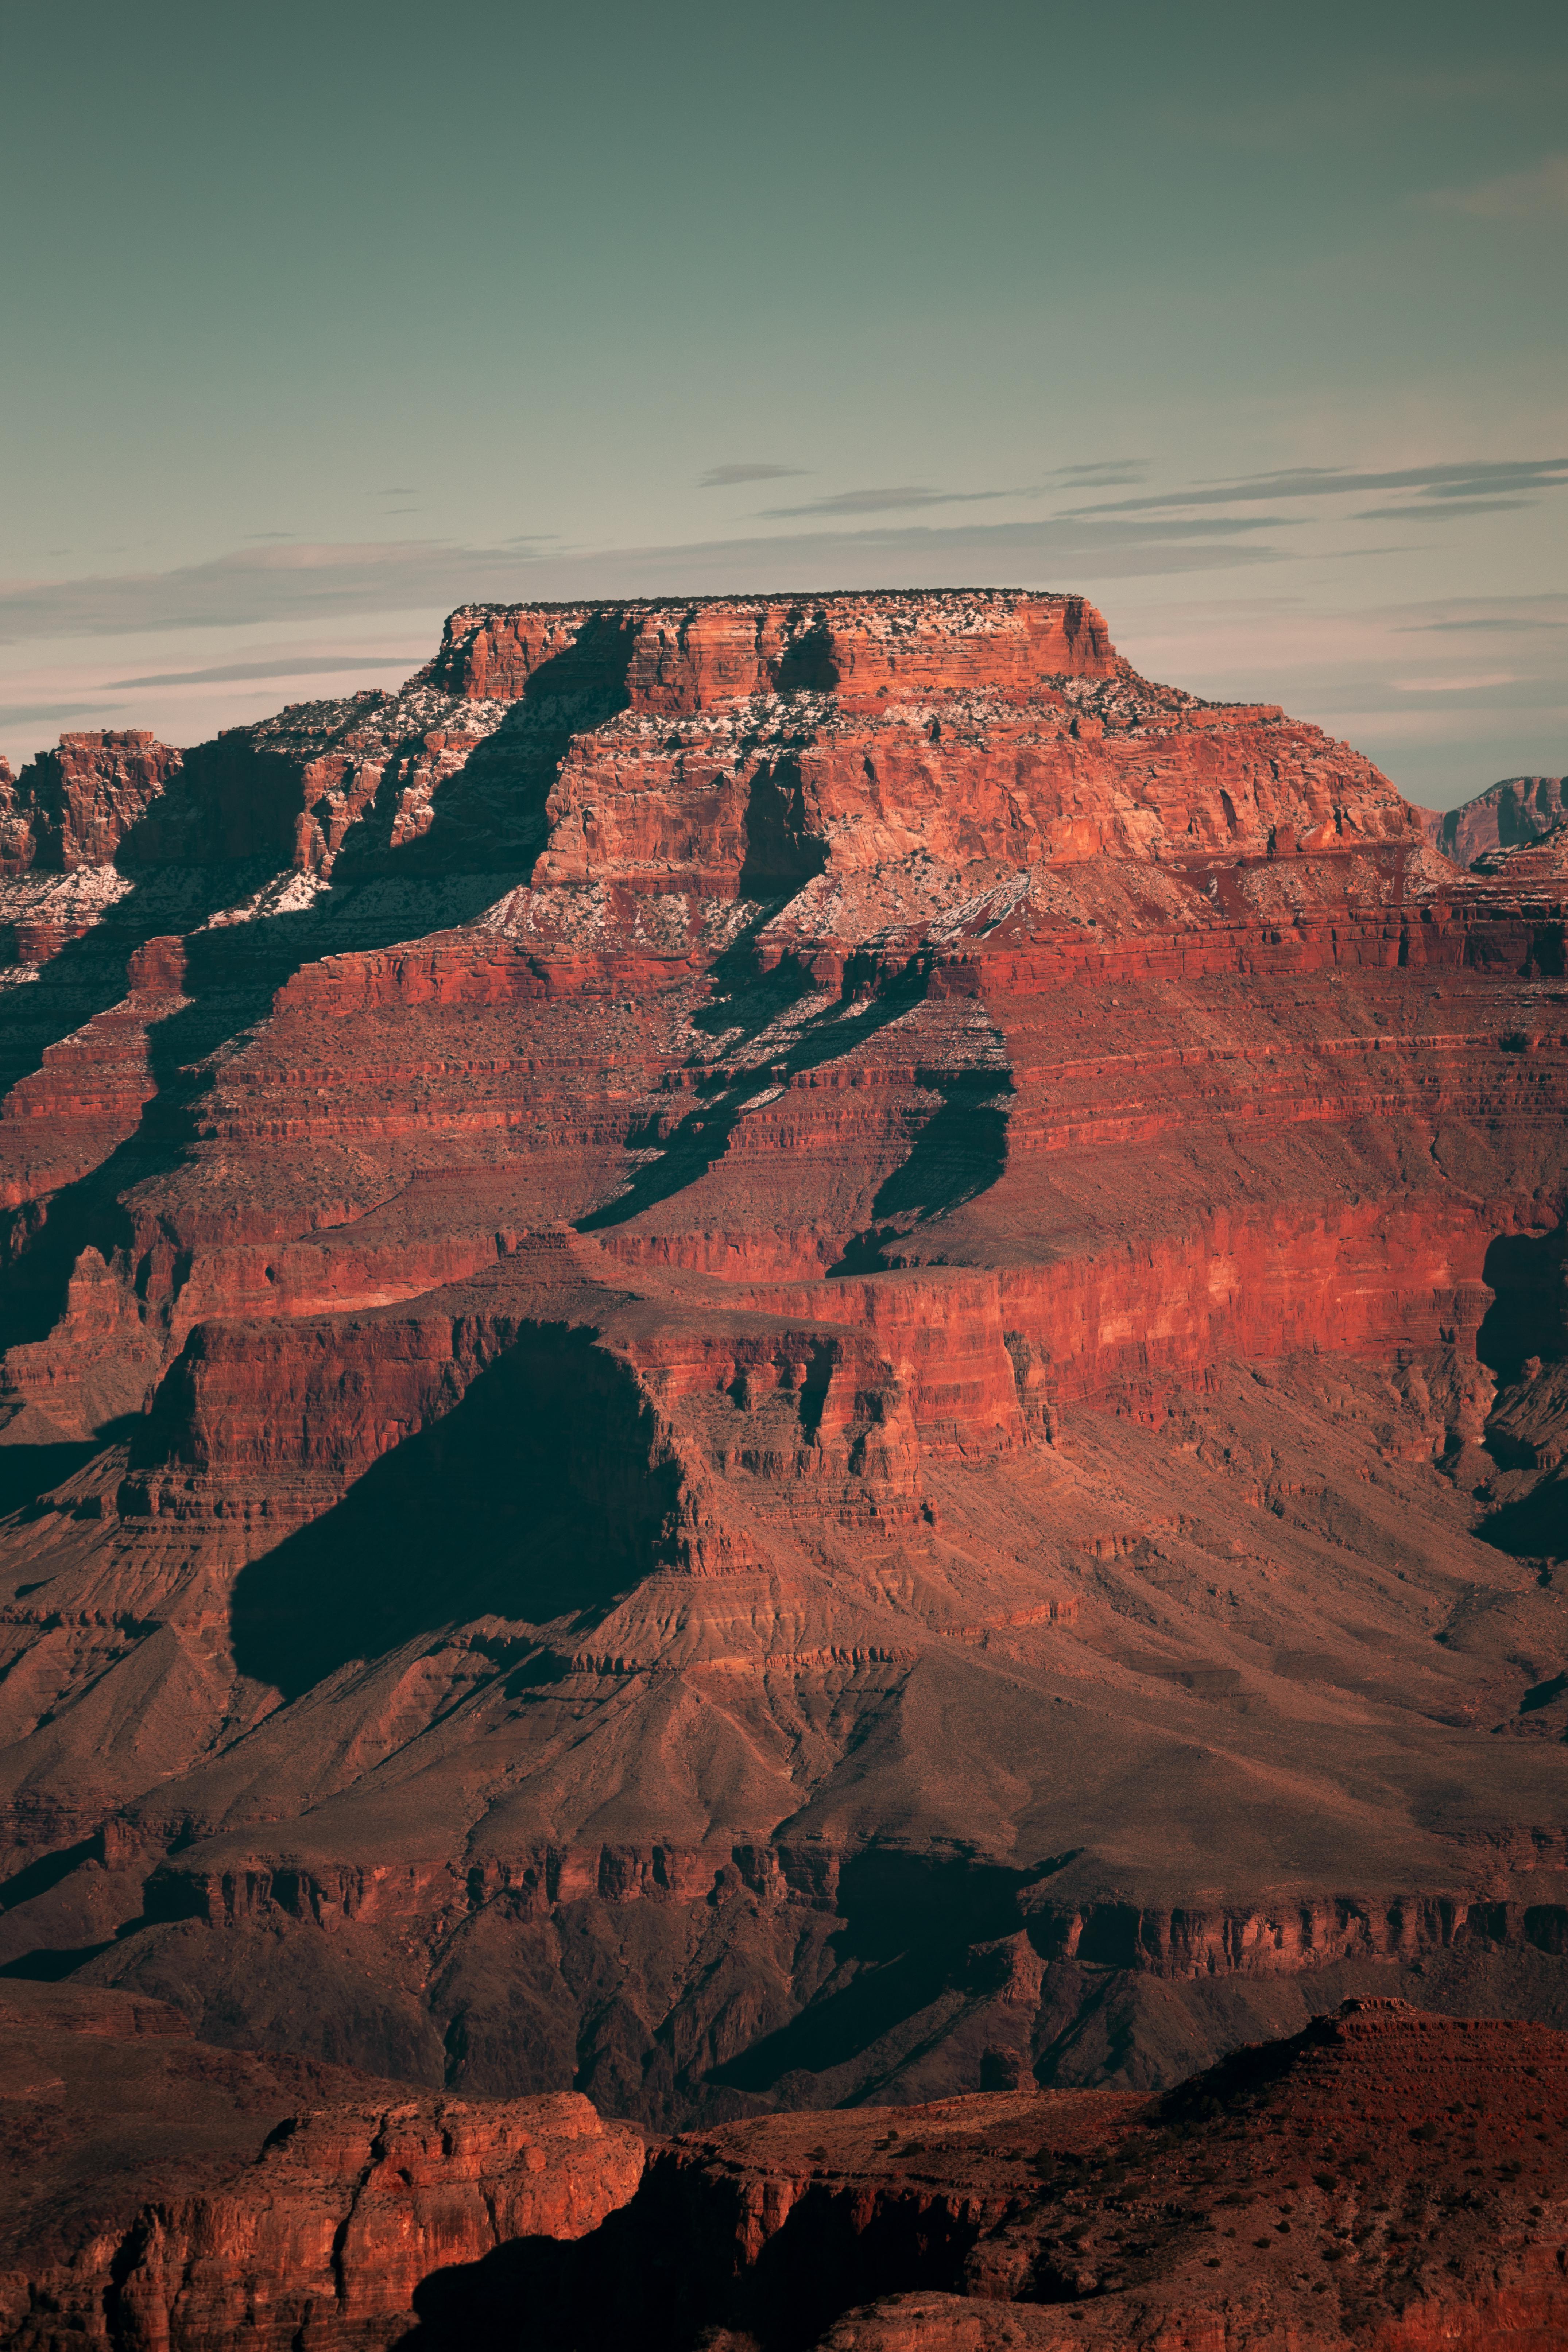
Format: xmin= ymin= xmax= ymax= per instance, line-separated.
xmin=0 ymin=592 xmax=1563 ymax=2128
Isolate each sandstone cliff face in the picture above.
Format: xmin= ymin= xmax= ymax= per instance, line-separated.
xmin=1426 ymin=773 xmax=1568 ymax=867
xmin=339 ymin=1999 xmax=1568 ymax=2352
xmin=427 ymin=591 xmax=1119 ymax=709
xmin=0 ymin=1979 xmax=413 ymax=2347
xmin=6 ymin=1987 xmax=1561 ymax=2352
xmin=0 ymin=1980 xmax=643 ymax=2352
xmin=0 ymin=591 xmax=1564 ymax=2146
xmin=0 ymin=732 xmax=185 ymax=875
xmin=111 ymin=2093 xmax=642 ymax=2351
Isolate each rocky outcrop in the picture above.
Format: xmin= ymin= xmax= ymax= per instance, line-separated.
xmin=1425 ymin=773 xmax=1568 ymax=867
xmin=0 ymin=1979 xmax=643 ymax=2351
xmin=426 ymin=591 xmax=1119 ymax=708
xmin=8 ymin=1989 xmax=1563 ymax=2351
xmin=0 ymin=732 xmax=183 ymax=874
xmin=382 ymin=1999 xmax=1568 ymax=2351
xmin=0 ymin=1979 xmax=413 ymax=2345
xmin=1471 ymin=813 xmax=1568 ymax=880
xmin=109 ymin=2093 xmax=642 ymax=2351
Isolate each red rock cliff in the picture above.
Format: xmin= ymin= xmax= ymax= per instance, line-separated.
xmin=0 ymin=589 xmax=1563 ymax=2169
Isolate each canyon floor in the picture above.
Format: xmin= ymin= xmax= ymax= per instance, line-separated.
xmin=0 ymin=589 xmax=1564 ymax=2341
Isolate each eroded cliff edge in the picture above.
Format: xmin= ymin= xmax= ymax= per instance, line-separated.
xmin=0 ymin=590 xmax=1563 ymax=2124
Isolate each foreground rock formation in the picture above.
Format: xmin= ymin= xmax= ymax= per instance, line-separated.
xmin=0 ymin=591 xmax=1563 ymax=2152
xmin=0 ymin=1980 xmax=641 ymax=2349
xmin=617 ymin=1997 xmax=1568 ymax=2352
xmin=6 ymin=1987 xmax=1563 ymax=2349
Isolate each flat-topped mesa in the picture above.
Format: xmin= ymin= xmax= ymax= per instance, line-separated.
xmin=425 ymin=589 xmax=1120 ymax=712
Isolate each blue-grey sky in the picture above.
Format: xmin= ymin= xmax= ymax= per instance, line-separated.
xmin=2 ymin=0 xmax=1563 ymax=807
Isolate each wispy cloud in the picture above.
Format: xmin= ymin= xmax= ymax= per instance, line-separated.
xmin=103 ymin=654 xmax=426 ymax=690
xmin=1164 ymin=68 xmax=1568 ymax=155
xmin=1420 ymin=152 xmax=1568 ymax=220
xmin=1048 ymin=460 xmax=1146 ymax=487
xmin=759 ymin=484 xmax=1021 ymax=518
xmin=1398 ymin=617 xmax=1567 ymax=633
xmin=0 ymin=514 xmax=1287 ymax=647
xmin=1354 ymin=498 xmax=1530 ymax=520
xmin=1064 ymin=458 xmax=1568 ymax=518
xmin=0 ymin=698 xmax=129 ymax=729
xmin=698 ymin=463 xmax=808 ymax=488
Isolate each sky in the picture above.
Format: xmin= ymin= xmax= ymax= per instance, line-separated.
xmin=1 ymin=0 xmax=1564 ymax=810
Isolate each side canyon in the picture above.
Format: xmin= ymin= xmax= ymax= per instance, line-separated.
xmin=0 ymin=588 xmax=1564 ymax=2206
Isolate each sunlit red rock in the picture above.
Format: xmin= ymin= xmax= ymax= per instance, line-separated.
xmin=0 ymin=590 xmax=1563 ymax=2197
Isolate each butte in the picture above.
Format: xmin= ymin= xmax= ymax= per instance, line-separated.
xmin=0 ymin=589 xmax=1563 ymax=2132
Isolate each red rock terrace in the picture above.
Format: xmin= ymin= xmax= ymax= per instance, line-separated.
xmin=3 ymin=1986 xmax=1566 ymax=2348
xmin=0 ymin=591 xmax=1563 ymax=2194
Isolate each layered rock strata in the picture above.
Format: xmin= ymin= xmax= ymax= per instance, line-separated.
xmin=8 ymin=1991 xmax=1564 ymax=2351
xmin=0 ymin=1979 xmax=642 ymax=2351
xmin=0 ymin=592 xmax=1563 ymax=2131
xmin=322 ymin=1997 xmax=1568 ymax=2351
xmin=1425 ymin=773 xmax=1568 ymax=868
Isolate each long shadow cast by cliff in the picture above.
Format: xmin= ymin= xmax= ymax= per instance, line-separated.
xmin=0 ymin=632 xmax=633 ymax=1363
xmin=0 ymin=876 xmax=500 ymax=1355
xmin=707 ymin=1849 xmax=1046 ymax=2097
xmin=1475 ymin=1224 xmax=1568 ymax=1565
xmin=826 ymin=1069 xmax=1012 ymax=1275
xmin=576 ymin=968 xmax=934 ymax=1236
xmin=1476 ymin=1225 xmax=1568 ymax=1384
xmin=228 ymin=1329 xmax=680 ymax=1701
xmin=394 ymin=2107 xmax=982 ymax=2352
xmin=336 ymin=611 xmax=640 ymax=879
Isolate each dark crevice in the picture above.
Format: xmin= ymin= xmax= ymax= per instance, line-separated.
xmin=228 ymin=1329 xmax=678 ymax=1700
xmin=1476 ymin=1226 xmax=1568 ymax=1382
xmin=576 ymin=970 xmax=934 ymax=1236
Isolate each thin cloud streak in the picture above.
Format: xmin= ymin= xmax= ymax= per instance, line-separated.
xmin=698 ymin=464 xmax=808 ymax=488
xmin=1354 ymin=499 xmax=1530 ymax=520
xmin=1064 ymin=458 xmax=1568 ymax=518
xmin=0 ymin=516 xmax=1287 ymax=646
xmin=758 ymin=484 xmax=1020 ymax=518
xmin=103 ymin=654 xmax=427 ymax=690
xmin=1420 ymin=151 xmax=1568 ymax=219
xmin=1398 ymin=617 xmax=1567 ymax=633
xmin=0 ymin=699 xmax=129 ymax=729
xmin=1049 ymin=461 xmax=1146 ymax=485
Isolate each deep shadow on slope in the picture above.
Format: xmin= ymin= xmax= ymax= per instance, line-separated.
xmin=1476 ymin=1223 xmax=1568 ymax=1381
xmin=1473 ymin=1222 xmax=1568 ymax=1565
xmin=0 ymin=682 xmax=572 ymax=1359
xmin=709 ymin=1849 xmax=1057 ymax=2097
xmin=578 ymin=962 xmax=1008 ymax=1242
xmin=228 ymin=1329 xmax=680 ymax=1700
xmin=395 ymin=2185 xmax=979 ymax=2352
xmin=336 ymin=615 xmax=640 ymax=877
xmin=0 ymin=875 xmax=510 ymax=1360
xmin=827 ymin=1072 xmax=1012 ymax=1274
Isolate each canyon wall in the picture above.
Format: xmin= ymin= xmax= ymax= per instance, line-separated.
xmin=0 ymin=591 xmax=1563 ymax=2135
xmin=1426 ymin=772 xmax=1568 ymax=867
xmin=9 ymin=1990 xmax=1563 ymax=2351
